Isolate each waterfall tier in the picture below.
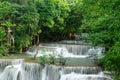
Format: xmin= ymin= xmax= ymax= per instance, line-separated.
xmin=27 ymin=43 xmax=104 ymax=58
xmin=0 ymin=41 xmax=110 ymax=80
xmin=0 ymin=59 xmax=23 ymax=74
xmin=0 ymin=62 xmax=111 ymax=80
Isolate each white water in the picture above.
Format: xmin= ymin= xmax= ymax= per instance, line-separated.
xmin=0 ymin=63 xmax=111 ymax=80
xmin=0 ymin=41 xmax=111 ymax=80
xmin=26 ymin=43 xmax=104 ymax=58
xmin=0 ymin=59 xmax=23 ymax=80
xmin=60 ymin=72 xmax=110 ymax=80
xmin=0 ymin=59 xmax=23 ymax=74
xmin=0 ymin=64 xmax=21 ymax=80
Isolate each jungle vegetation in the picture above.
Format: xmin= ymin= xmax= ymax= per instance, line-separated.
xmin=0 ymin=0 xmax=120 ymax=79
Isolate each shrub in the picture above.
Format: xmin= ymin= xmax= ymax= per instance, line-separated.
xmin=47 ymin=54 xmax=56 ymax=64
xmin=39 ymin=55 xmax=47 ymax=66
xmin=104 ymin=42 xmax=120 ymax=79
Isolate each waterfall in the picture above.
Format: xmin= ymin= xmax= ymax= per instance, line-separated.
xmin=0 ymin=59 xmax=23 ymax=80
xmin=60 ymin=72 xmax=111 ymax=80
xmin=27 ymin=43 xmax=104 ymax=58
xmin=0 ymin=59 xmax=23 ymax=73
xmin=0 ymin=61 xmax=44 ymax=80
xmin=40 ymin=43 xmax=91 ymax=55
xmin=0 ymin=64 xmax=21 ymax=80
xmin=61 ymin=67 xmax=101 ymax=74
xmin=0 ymin=41 xmax=111 ymax=80
xmin=21 ymin=63 xmax=44 ymax=80
xmin=0 ymin=61 xmax=112 ymax=80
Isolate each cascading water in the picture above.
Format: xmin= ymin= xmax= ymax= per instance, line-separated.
xmin=0 ymin=63 xmax=111 ymax=80
xmin=0 ymin=41 xmax=112 ymax=80
xmin=0 ymin=59 xmax=23 ymax=73
xmin=27 ymin=43 xmax=104 ymax=58
xmin=0 ymin=59 xmax=23 ymax=80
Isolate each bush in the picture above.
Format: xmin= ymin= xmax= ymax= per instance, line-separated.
xmin=39 ymin=54 xmax=57 ymax=65
xmin=39 ymin=55 xmax=47 ymax=65
xmin=104 ymin=42 xmax=120 ymax=79
xmin=47 ymin=54 xmax=56 ymax=64
xmin=0 ymin=45 xmax=8 ymax=57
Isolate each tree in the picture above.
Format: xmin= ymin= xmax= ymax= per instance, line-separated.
xmin=81 ymin=0 xmax=120 ymax=79
xmin=36 ymin=0 xmax=70 ymax=41
xmin=13 ymin=0 xmax=40 ymax=53
xmin=0 ymin=1 xmax=15 ymax=55
xmin=104 ymin=42 xmax=120 ymax=80
xmin=81 ymin=0 xmax=120 ymax=48
xmin=65 ymin=0 xmax=83 ymax=34
xmin=0 ymin=0 xmax=40 ymax=54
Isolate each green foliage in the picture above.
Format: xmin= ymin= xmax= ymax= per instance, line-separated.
xmin=0 ymin=28 xmax=6 ymax=40
xmin=0 ymin=28 xmax=7 ymax=56
xmin=39 ymin=54 xmax=68 ymax=66
xmin=81 ymin=0 xmax=120 ymax=48
xmin=47 ymin=54 xmax=56 ymax=64
xmin=36 ymin=0 xmax=57 ymax=28
xmin=80 ymin=0 xmax=120 ymax=79
xmin=0 ymin=45 xmax=8 ymax=56
xmin=0 ymin=0 xmax=40 ymax=54
xmin=0 ymin=1 xmax=12 ymax=55
xmin=39 ymin=54 xmax=56 ymax=65
xmin=65 ymin=0 xmax=83 ymax=33
xmin=39 ymin=55 xmax=47 ymax=65
xmin=14 ymin=1 xmax=39 ymax=51
xmin=0 ymin=1 xmax=12 ymax=18
xmin=1 ymin=21 xmax=16 ymax=28
xmin=36 ymin=0 xmax=70 ymax=41
xmin=104 ymin=42 xmax=120 ymax=78
xmin=0 ymin=0 xmax=72 ymax=54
